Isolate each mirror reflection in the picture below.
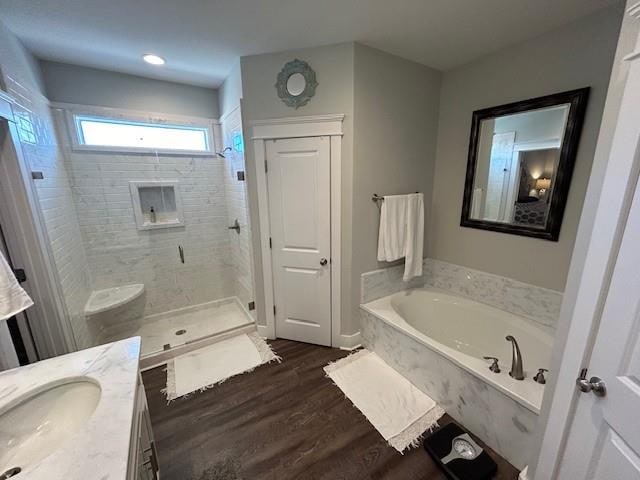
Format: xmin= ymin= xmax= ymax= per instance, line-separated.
xmin=470 ymin=105 xmax=569 ymax=228
xmin=286 ymin=72 xmax=306 ymax=96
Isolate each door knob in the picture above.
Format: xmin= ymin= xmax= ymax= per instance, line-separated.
xmin=320 ymin=258 xmax=328 ymax=266
xmin=576 ymin=368 xmax=607 ymax=397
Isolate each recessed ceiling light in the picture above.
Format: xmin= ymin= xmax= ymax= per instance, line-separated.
xmin=143 ymin=54 xmax=165 ymax=66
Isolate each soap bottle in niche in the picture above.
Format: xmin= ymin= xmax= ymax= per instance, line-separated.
xmin=149 ymin=206 xmax=156 ymax=223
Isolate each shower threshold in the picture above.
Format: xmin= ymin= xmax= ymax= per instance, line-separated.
xmin=102 ymin=297 xmax=255 ymax=368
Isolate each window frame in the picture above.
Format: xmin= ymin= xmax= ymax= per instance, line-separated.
xmin=62 ymin=104 xmax=217 ymax=156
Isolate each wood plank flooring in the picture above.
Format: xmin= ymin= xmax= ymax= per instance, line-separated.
xmin=142 ymin=339 xmax=519 ymax=480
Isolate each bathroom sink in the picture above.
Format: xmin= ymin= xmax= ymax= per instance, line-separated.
xmin=0 ymin=380 xmax=101 ymax=474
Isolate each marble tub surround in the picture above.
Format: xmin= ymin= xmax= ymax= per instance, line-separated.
xmin=358 ymin=260 xmax=557 ymax=469
xmin=360 ymin=260 xmax=427 ymax=304
xmin=360 ymin=309 xmax=537 ymax=469
xmin=361 ymin=258 xmax=562 ymax=330
xmin=424 ymin=259 xmax=562 ymax=330
xmin=0 ymin=337 xmax=141 ymax=479
xmin=361 ymin=289 xmax=548 ymax=413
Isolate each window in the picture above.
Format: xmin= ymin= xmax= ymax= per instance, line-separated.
xmin=72 ymin=115 xmax=212 ymax=153
xmin=15 ymin=111 xmax=37 ymax=144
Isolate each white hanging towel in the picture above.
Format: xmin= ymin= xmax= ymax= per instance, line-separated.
xmin=377 ymin=195 xmax=407 ymax=263
xmin=377 ymin=193 xmax=424 ymax=282
xmin=0 ymin=251 xmax=33 ymax=321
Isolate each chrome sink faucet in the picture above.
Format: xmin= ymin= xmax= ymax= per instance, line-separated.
xmin=505 ymin=335 xmax=524 ymax=380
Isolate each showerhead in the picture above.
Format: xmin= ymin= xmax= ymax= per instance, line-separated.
xmin=215 ymin=146 xmax=233 ymax=158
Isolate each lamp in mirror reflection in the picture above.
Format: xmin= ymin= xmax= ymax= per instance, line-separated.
xmin=535 ymin=178 xmax=552 ymax=194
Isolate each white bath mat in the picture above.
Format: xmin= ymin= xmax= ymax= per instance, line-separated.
xmin=324 ymin=349 xmax=445 ymax=453
xmin=163 ymin=332 xmax=280 ymax=401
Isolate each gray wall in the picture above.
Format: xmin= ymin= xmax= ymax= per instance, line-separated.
xmin=240 ymin=42 xmax=355 ymax=332
xmin=240 ymin=42 xmax=442 ymax=336
xmin=218 ymin=59 xmax=243 ymax=119
xmin=428 ymin=5 xmax=623 ymax=291
xmin=40 ymin=60 xmax=219 ymax=118
xmin=0 ymin=21 xmax=44 ymax=94
xmin=352 ymin=43 xmax=441 ymax=332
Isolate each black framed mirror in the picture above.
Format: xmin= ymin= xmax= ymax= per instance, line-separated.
xmin=460 ymin=88 xmax=590 ymax=241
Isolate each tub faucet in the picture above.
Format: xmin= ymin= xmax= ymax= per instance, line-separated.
xmin=505 ymin=335 xmax=524 ymax=380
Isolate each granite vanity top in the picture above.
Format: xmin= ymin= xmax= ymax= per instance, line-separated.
xmin=0 ymin=337 xmax=141 ymax=479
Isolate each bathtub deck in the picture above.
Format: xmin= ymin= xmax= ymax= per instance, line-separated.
xmin=142 ymin=339 xmax=519 ymax=480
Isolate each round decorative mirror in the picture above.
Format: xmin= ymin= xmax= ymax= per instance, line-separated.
xmin=275 ymin=59 xmax=318 ymax=109
xmin=286 ymin=73 xmax=306 ymax=96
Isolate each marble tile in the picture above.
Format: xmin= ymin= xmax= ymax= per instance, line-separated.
xmin=52 ymin=109 xmax=250 ymax=324
xmin=0 ymin=337 xmax=141 ymax=480
xmin=424 ymin=259 xmax=562 ymax=330
xmin=360 ymin=258 xmax=562 ymax=331
xmin=221 ymin=108 xmax=256 ymax=318
xmin=8 ymin=84 xmax=94 ymax=349
xmin=361 ymin=309 xmax=538 ymax=469
xmin=360 ymin=261 xmax=427 ymax=304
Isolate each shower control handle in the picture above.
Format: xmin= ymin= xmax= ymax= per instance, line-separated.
xmin=320 ymin=258 xmax=328 ymax=266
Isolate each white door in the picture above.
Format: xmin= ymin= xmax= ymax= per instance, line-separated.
xmin=554 ymin=14 xmax=640 ymax=477
xmin=484 ymin=131 xmax=515 ymax=221
xmin=266 ymin=136 xmax=331 ymax=346
xmin=557 ymin=165 xmax=640 ymax=479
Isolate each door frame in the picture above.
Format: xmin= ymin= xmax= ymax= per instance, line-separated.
xmin=503 ymin=137 xmax=562 ymax=223
xmin=251 ymin=114 xmax=343 ymax=347
xmin=529 ymin=3 xmax=640 ymax=478
xmin=0 ymin=90 xmax=75 ymax=359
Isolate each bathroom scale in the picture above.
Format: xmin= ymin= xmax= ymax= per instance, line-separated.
xmin=424 ymin=423 xmax=497 ymax=480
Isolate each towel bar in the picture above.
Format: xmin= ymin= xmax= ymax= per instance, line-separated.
xmin=372 ymin=192 xmax=419 ymax=203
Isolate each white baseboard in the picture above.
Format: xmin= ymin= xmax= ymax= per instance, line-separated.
xmin=255 ymin=326 xmax=360 ymax=349
xmin=257 ymin=324 xmax=274 ymax=339
xmin=339 ymin=331 xmax=361 ymax=350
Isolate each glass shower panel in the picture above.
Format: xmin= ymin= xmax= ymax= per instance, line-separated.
xmin=25 ymin=102 xmax=255 ymax=359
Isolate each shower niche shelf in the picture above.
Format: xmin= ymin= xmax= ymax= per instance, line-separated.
xmin=129 ymin=181 xmax=185 ymax=230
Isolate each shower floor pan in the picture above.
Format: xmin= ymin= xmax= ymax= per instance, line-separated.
xmin=102 ymin=297 xmax=255 ymax=366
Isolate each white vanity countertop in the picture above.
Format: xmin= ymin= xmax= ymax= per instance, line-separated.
xmin=0 ymin=337 xmax=141 ymax=480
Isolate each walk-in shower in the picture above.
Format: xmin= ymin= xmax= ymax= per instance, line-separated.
xmin=11 ymin=88 xmax=255 ymax=360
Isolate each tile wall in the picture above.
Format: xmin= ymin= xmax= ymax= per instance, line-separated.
xmin=361 ymin=258 xmax=562 ymax=331
xmin=5 ymin=78 xmax=94 ymax=348
xmin=221 ymin=107 xmax=255 ymax=316
xmin=54 ymin=110 xmax=238 ymax=316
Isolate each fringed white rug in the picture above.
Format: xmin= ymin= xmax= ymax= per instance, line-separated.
xmin=324 ymin=349 xmax=445 ymax=453
xmin=163 ymin=332 xmax=280 ymax=401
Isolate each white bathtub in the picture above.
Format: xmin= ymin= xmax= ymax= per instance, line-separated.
xmin=362 ymin=287 xmax=551 ymax=413
xmin=361 ymin=286 xmax=554 ymax=468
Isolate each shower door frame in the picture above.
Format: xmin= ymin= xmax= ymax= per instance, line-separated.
xmin=0 ymin=90 xmax=75 ymax=359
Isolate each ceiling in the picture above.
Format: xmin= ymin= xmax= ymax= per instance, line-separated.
xmin=0 ymin=0 xmax=621 ymax=88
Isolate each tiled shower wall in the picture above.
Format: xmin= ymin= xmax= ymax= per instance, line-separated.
xmin=4 ymin=79 xmax=94 ymax=349
xmin=53 ymin=109 xmax=237 ymax=316
xmin=221 ymin=107 xmax=255 ymax=316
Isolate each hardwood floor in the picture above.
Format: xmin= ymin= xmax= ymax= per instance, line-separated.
xmin=142 ymin=339 xmax=519 ymax=480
